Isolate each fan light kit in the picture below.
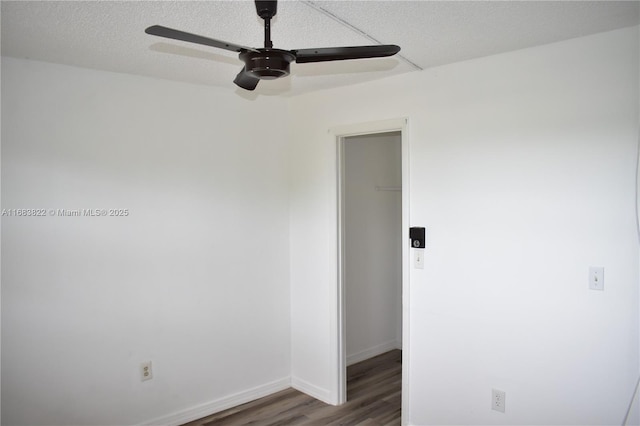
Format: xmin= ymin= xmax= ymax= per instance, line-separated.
xmin=145 ymin=0 xmax=401 ymax=91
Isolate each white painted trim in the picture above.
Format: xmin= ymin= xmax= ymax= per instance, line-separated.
xmin=330 ymin=118 xmax=408 ymax=139
xmin=400 ymin=119 xmax=411 ymax=426
xmin=623 ymin=376 xmax=640 ymax=426
xmin=347 ymin=339 xmax=402 ymax=366
xmin=137 ymin=377 xmax=291 ymax=426
xmin=291 ymin=376 xmax=334 ymax=405
xmin=331 ymin=117 xmax=410 ymax=424
xmin=335 ymin=135 xmax=348 ymax=405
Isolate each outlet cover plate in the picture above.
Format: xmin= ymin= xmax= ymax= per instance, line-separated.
xmin=492 ymin=388 xmax=506 ymax=413
xmin=141 ymin=361 xmax=153 ymax=381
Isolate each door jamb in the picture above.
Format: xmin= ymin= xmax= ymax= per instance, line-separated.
xmin=331 ymin=118 xmax=410 ymax=425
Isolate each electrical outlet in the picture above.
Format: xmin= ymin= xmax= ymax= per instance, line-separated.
xmin=141 ymin=361 xmax=153 ymax=381
xmin=492 ymin=388 xmax=506 ymax=413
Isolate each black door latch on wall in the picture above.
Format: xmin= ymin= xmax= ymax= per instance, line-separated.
xmin=409 ymin=227 xmax=425 ymax=248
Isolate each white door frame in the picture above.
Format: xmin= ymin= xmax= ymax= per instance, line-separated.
xmin=331 ymin=118 xmax=410 ymax=425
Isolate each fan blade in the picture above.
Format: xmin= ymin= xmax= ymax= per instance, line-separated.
xmin=145 ymin=25 xmax=259 ymax=53
xmin=293 ymin=45 xmax=400 ymax=63
xmin=233 ymin=68 xmax=260 ymax=91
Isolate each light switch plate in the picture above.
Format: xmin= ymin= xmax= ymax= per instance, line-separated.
xmin=414 ymin=249 xmax=424 ymax=269
xmin=589 ymin=267 xmax=604 ymax=291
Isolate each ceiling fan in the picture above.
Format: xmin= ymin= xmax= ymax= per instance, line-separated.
xmin=145 ymin=0 xmax=401 ymax=91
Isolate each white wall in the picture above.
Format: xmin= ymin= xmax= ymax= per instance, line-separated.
xmin=289 ymin=26 xmax=640 ymax=425
xmin=2 ymin=24 xmax=639 ymax=426
xmin=344 ymin=132 xmax=402 ymax=365
xmin=1 ymin=58 xmax=291 ymax=426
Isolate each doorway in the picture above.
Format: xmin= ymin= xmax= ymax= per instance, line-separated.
xmin=330 ymin=118 xmax=410 ymax=422
xmin=343 ymin=132 xmax=402 ymax=366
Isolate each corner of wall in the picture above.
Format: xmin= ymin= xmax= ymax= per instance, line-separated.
xmin=291 ymin=376 xmax=335 ymax=406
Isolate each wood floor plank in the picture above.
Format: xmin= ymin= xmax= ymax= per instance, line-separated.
xmin=183 ymin=350 xmax=401 ymax=426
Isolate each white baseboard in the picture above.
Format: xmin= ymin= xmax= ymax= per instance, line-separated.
xmin=347 ymin=339 xmax=401 ymax=366
xmin=138 ymin=377 xmax=291 ymax=426
xmin=624 ymin=376 xmax=640 ymax=426
xmin=291 ymin=376 xmax=334 ymax=405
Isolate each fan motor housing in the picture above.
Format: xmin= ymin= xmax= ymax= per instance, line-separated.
xmin=240 ymin=49 xmax=295 ymax=80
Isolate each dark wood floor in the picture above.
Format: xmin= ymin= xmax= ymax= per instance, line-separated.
xmin=183 ymin=350 xmax=402 ymax=426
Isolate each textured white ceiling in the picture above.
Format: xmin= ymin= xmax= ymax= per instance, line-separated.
xmin=2 ymin=1 xmax=639 ymax=97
